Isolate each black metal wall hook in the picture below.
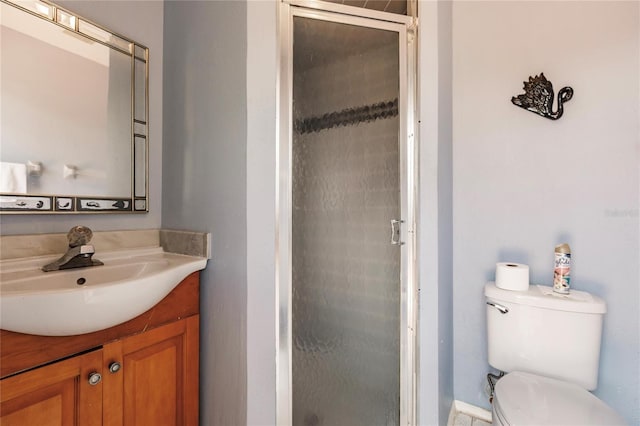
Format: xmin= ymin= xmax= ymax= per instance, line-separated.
xmin=511 ymin=73 xmax=573 ymax=120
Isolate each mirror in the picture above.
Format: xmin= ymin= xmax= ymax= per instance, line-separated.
xmin=0 ymin=0 xmax=148 ymax=213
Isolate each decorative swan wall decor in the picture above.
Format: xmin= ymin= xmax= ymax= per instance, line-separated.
xmin=511 ymin=73 xmax=573 ymax=120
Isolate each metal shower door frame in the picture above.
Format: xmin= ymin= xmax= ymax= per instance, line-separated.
xmin=276 ymin=2 xmax=418 ymax=425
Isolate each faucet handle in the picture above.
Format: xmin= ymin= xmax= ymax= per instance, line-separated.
xmin=67 ymin=226 xmax=94 ymax=247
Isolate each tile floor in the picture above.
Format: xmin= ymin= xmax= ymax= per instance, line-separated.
xmin=447 ymin=400 xmax=493 ymax=426
xmin=451 ymin=411 xmax=492 ymax=426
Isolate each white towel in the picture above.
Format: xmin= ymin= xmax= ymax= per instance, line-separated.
xmin=0 ymin=162 xmax=27 ymax=193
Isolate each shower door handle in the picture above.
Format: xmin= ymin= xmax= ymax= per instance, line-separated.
xmin=390 ymin=219 xmax=404 ymax=246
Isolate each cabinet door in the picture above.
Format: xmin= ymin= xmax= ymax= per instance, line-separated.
xmin=103 ymin=315 xmax=199 ymax=426
xmin=0 ymin=349 xmax=103 ymax=426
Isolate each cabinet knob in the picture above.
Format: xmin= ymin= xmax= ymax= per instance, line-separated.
xmin=109 ymin=362 xmax=122 ymax=374
xmin=88 ymin=372 xmax=102 ymax=385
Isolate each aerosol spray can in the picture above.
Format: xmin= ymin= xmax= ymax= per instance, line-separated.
xmin=553 ymin=243 xmax=571 ymax=294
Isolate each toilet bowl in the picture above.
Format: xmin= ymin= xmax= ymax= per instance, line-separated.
xmin=491 ymin=371 xmax=625 ymax=425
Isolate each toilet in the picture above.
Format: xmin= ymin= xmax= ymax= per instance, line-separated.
xmin=485 ymin=282 xmax=626 ymax=425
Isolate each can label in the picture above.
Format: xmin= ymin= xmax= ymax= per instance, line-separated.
xmin=553 ymin=252 xmax=571 ymax=294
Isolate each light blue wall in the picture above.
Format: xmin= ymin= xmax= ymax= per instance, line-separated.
xmin=0 ymin=1 xmax=164 ymax=235
xmin=418 ymin=1 xmax=454 ymax=425
xmin=162 ymin=2 xmax=247 ymax=425
xmin=246 ymin=1 xmax=278 ymax=425
xmin=452 ymin=2 xmax=640 ymax=423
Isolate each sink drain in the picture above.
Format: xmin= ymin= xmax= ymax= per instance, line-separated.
xmin=77 ymin=277 xmax=86 ymax=285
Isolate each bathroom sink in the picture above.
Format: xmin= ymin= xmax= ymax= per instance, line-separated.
xmin=0 ymin=247 xmax=207 ymax=336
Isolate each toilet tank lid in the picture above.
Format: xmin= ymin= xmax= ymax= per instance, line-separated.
xmin=485 ymin=282 xmax=606 ymax=314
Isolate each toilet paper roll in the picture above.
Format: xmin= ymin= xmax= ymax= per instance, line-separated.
xmin=495 ymin=262 xmax=530 ymax=291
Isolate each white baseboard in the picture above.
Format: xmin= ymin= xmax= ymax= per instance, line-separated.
xmin=448 ymin=400 xmax=493 ymax=424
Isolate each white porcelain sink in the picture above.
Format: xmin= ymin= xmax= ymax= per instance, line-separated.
xmin=0 ymin=247 xmax=207 ymax=336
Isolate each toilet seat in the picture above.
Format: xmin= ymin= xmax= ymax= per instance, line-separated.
xmin=492 ymin=371 xmax=626 ymax=425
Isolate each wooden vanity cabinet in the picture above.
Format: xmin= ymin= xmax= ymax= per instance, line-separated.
xmin=103 ymin=315 xmax=199 ymax=426
xmin=0 ymin=272 xmax=200 ymax=426
xmin=0 ymin=349 xmax=103 ymax=426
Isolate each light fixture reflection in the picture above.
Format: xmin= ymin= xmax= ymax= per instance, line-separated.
xmin=56 ymin=10 xmax=76 ymax=29
xmin=33 ymin=1 xmax=52 ymax=18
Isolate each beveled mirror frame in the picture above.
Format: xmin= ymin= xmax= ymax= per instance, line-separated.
xmin=0 ymin=0 xmax=149 ymax=214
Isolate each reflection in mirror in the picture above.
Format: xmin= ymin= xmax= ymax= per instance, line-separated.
xmin=0 ymin=0 xmax=148 ymax=213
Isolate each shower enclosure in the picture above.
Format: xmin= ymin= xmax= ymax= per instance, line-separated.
xmin=277 ymin=2 xmax=416 ymax=425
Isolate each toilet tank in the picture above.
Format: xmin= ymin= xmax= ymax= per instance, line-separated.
xmin=485 ymin=282 xmax=606 ymax=390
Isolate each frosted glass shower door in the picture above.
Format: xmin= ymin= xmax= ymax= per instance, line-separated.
xmin=291 ymin=13 xmax=405 ymax=426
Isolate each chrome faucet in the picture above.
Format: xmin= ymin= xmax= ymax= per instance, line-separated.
xmin=42 ymin=226 xmax=104 ymax=272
